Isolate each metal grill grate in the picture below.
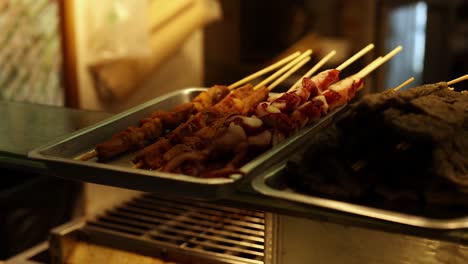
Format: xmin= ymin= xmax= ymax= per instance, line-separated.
xmin=86 ymin=194 xmax=265 ymax=264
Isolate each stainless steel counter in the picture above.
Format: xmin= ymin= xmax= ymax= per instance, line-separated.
xmin=0 ymin=100 xmax=111 ymax=173
xmin=0 ymin=100 xmax=111 ymax=157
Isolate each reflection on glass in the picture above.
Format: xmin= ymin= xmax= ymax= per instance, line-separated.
xmin=385 ymin=1 xmax=427 ymax=90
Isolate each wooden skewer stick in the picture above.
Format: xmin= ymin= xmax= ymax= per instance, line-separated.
xmin=289 ymin=50 xmax=337 ymax=90
xmin=77 ymin=150 xmax=98 ymax=161
xmin=289 ymin=44 xmax=374 ymax=91
xmin=253 ymin=49 xmax=312 ymax=90
xmin=393 ymin=77 xmax=415 ymax=92
xmin=447 ymin=74 xmax=468 ymax=86
xmin=354 ymin=55 xmax=385 ymax=78
xmin=228 ymin=51 xmax=301 ymax=90
xmin=336 ymin=43 xmax=375 ymax=71
xmin=361 ymin=56 xmax=382 ymax=72
xmin=268 ymin=57 xmax=311 ymax=91
xmin=356 ymin=45 xmax=403 ymax=79
xmin=303 ymin=50 xmax=337 ymax=79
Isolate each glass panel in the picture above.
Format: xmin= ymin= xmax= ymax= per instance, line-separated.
xmin=385 ymin=1 xmax=427 ymax=90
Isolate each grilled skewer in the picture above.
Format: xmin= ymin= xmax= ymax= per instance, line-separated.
xmin=135 ymin=47 xmax=370 ymax=170
xmin=151 ymin=46 xmax=402 ymax=177
xmin=95 ymin=85 xmax=230 ymax=161
xmin=256 ymin=44 xmax=375 ymax=117
xmin=78 ymin=50 xmax=308 ymax=161
xmin=133 ymin=52 xmax=314 ymax=169
xmin=133 ymin=84 xmax=270 ymax=168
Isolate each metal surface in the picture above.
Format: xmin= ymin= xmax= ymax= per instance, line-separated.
xmin=252 ymin=163 xmax=468 ymax=230
xmin=0 ymin=100 xmax=110 ymax=156
xmin=268 ymin=213 xmax=468 ymax=264
xmin=50 ymin=194 xmax=265 ymax=264
xmin=27 ymin=88 xmax=347 ymax=200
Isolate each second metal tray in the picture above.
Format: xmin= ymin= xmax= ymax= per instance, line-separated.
xmin=252 ymin=163 xmax=468 ymax=230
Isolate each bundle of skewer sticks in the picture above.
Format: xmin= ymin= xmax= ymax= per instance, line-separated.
xmin=78 ymin=44 xmax=373 ymax=162
xmin=129 ymin=46 xmax=405 ymax=176
xmin=78 ymin=43 xmax=399 ymax=170
xmin=78 ymin=49 xmax=311 ymax=161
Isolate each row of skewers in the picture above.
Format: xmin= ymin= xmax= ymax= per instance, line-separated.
xmin=79 ymin=44 xmax=405 ymax=178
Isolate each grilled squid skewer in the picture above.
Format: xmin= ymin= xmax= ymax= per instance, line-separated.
xmin=256 ymin=44 xmax=375 ymax=117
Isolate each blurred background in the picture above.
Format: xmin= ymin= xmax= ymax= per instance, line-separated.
xmin=0 ymin=0 xmax=467 ymax=260
xmin=0 ymin=0 xmax=466 ymax=113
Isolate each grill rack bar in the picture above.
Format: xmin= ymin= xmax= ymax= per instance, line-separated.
xmin=81 ymin=194 xmax=266 ymax=264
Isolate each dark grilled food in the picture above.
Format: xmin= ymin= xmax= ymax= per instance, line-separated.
xmin=135 ymin=74 xmax=365 ymax=177
xmin=286 ymin=82 xmax=468 ymax=217
xmin=133 ymin=84 xmax=270 ymax=170
xmin=95 ymin=85 xmax=230 ymax=161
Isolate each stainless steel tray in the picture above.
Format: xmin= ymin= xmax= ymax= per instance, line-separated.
xmin=252 ymin=163 xmax=468 ymax=230
xmin=28 ymin=87 xmax=347 ymax=200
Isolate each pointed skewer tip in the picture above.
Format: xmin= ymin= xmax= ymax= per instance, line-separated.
xmin=393 ymin=77 xmax=415 ymax=92
xmin=447 ymin=74 xmax=468 ymax=86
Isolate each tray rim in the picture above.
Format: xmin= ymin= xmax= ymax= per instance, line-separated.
xmin=251 ymin=163 xmax=468 ymax=230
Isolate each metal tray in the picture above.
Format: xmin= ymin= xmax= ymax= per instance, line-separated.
xmin=252 ymin=163 xmax=468 ymax=230
xmin=28 ymin=87 xmax=347 ymax=200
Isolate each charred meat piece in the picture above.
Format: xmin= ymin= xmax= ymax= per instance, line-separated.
xmin=192 ymin=85 xmax=231 ymax=111
xmin=134 ymin=85 xmax=269 ymax=170
xmin=95 ymin=85 xmax=229 ymax=161
xmin=96 ymin=118 xmax=165 ymax=162
xmin=133 ymin=138 xmax=173 ymax=169
xmin=166 ymin=84 xmax=259 ymax=144
xmin=144 ymin=102 xmax=195 ymax=128
xmin=433 ymin=132 xmax=468 ymax=189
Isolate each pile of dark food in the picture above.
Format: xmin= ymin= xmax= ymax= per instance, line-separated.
xmin=285 ymin=82 xmax=468 ymax=218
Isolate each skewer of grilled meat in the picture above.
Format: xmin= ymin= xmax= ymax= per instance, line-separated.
xmin=256 ymin=70 xmax=341 ymax=136
xmin=134 ymin=84 xmax=270 ymax=169
xmin=92 ymin=85 xmax=230 ymax=161
xmin=85 ymin=50 xmax=307 ymax=162
xmin=260 ymin=47 xmax=403 ymax=134
xmin=256 ymin=69 xmax=341 ymax=117
xmin=253 ymin=43 xmax=375 ymax=118
xmin=158 ymin=73 xmax=368 ymax=177
xmin=150 ymin=47 xmax=404 ymax=177
xmin=162 ymin=115 xmax=270 ymax=177
xmin=150 ymin=54 xmax=378 ymax=174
